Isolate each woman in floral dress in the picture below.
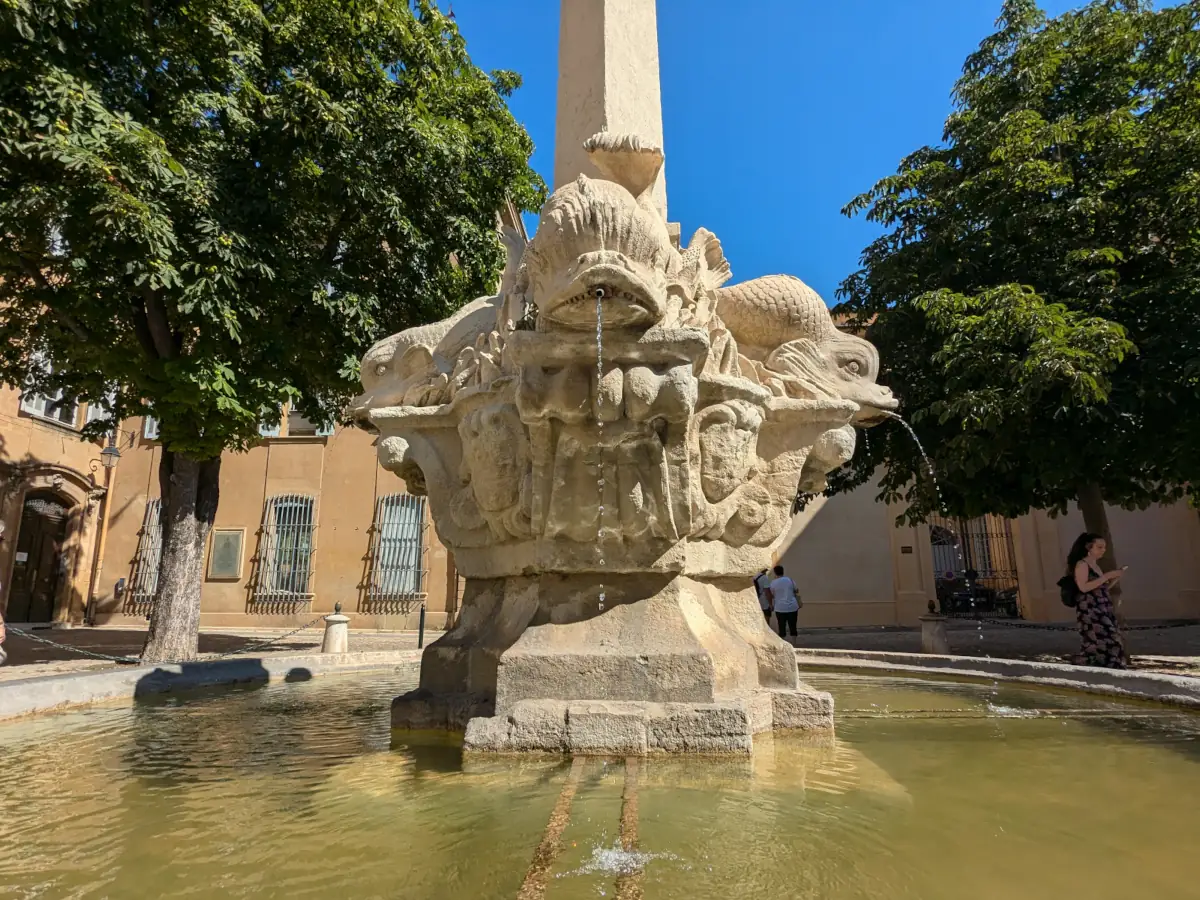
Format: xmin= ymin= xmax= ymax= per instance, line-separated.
xmin=1068 ymin=532 xmax=1127 ymax=669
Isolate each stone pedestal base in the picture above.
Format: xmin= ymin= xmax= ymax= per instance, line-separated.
xmin=461 ymin=686 xmax=832 ymax=754
xmin=391 ymin=574 xmax=833 ymax=753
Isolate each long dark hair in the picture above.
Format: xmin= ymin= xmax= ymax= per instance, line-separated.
xmin=1067 ymin=532 xmax=1103 ymax=574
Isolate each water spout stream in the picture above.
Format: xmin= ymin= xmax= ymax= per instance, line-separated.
xmin=596 ymin=288 xmax=606 ymax=612
xmin=880 ymin=411 xmax=985 ymax=640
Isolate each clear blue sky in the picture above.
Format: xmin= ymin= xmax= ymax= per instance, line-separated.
xmin=445 ymin=0 xmax=1079 ymax=305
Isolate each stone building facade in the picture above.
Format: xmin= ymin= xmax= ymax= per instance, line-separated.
xmin=777 ymin=480 xmax=1200 ymax=626
xmin=4 ymin=372 xmax=1198 ymax=632
xmin=0 ymin=384 xmax=115 ymax=627
xmin=1 ymin=375 xmax=1198 ymax=631
xmin=4 ymin=374 xmax=1195 ymax=633
xmin=0 ymin=387 xmax=458 ymax=631
xmin=91 ymin=414 xmax=457 ymax=630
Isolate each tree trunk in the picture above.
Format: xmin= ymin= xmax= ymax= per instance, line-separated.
xmin=141 ymin=452 xmax=221 ymax=663
xmin=1077 ymin=481 xmax=1123 ymax=610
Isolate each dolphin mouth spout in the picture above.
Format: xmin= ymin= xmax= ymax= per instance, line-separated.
xmin=853 ymin=392 xmax=900 ymax=426
xmin=539 ymin=254 xmax=665 ymax=330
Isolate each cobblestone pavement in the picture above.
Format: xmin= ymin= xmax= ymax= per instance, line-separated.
xmin=2 ymin=619 xmax=1199 ymax=684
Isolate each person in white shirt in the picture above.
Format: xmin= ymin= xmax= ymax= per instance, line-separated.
xmin=766 ymin=564 xmax=801 ymax=639
xmin=752 ymin=569 xmax=772 ymax=622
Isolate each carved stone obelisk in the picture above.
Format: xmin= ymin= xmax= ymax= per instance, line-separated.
xmin=554 ymin=0 xmax=668 ymax=221
xmin=353 ymin=0 xmax=899 ymax=754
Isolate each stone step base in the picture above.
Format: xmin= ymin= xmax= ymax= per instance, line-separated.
xmin=430 ymin=685 xmax=832 ymax=755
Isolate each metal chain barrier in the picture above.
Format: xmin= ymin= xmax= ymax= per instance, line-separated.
xmin=202 ymin=615 xmax=326 ymax=660
xmin=3 ymin=614 xmax=327 ymax=667
xmin=4 ymin=626 xmax=140 ymax=664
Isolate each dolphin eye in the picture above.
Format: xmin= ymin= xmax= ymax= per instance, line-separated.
xmin=375 ymin=364 xmax=388 ymax=376
xmin=843 ymin=360 xmax=862 ymax=376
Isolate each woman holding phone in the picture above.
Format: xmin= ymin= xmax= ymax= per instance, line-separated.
xmin=1067 ymin=532 xmax=1127 ymax=669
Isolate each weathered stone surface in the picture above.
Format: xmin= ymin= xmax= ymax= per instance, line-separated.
xmin=647 ymin=703 xmax=753 ymax=754
xmin=456 ymin=685 xmax=832 ymax=755
xmin=350 ymin=1 xmax=894 ymax=754
xmin=920 ymin=615 xmax=951 ymax=654
xmin=566 ymin=701 xmax=649 ymax=754
xmin=770 ymin=685 xmax=835 ymax=730
xmin=350 ymin=133 xmax=896 ymax=580
xmin=509 ymin=700 xmax=570 ymax=751
xmin=391 ymin=689 xmax=490 ymax=731
xmin=320 ymin=614 xmax=350 ymax=654
xmin=743 ymin=689 xmax=775 ymax=734
xmin=463 ymin=713 xmax=513 ymax=752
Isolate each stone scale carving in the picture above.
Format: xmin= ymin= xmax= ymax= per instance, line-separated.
xmin=353 ymin=134 xmax=896 ymax=753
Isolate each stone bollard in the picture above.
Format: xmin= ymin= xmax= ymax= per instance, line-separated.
xmin=321 ymin=602 xmax=350 ymax=654
xmin=919 ymin=614 xmax=950 ymax=655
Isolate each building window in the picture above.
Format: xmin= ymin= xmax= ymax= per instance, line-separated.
xmin=20 ymin=389 xmax=78 ymax=427
xmin=253 ymin=494 xmax=316 ymax=603
xmin=142 ymin=417 xmax=160 ymax=441
xmin=367 ymin=493 xmax=428 ymax=604
xmin=127 ymin=499 xmax=163 ymax=613
xmin=286 ymin=408 xmax=334 ymax=437
xmin=18 ymin=354 xmax=79 ymax=428
xmin=85 ymin=391 xmax=115 ymax=427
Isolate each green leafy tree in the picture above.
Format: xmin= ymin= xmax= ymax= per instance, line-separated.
xmin=834 ymin=0 xmax=1200 ymax=576
xmin=0 ymin=0 xmax=544 ymax=660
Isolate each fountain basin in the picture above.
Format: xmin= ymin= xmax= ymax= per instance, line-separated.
xmin=3 ymin=668 xmax=1199 ymax=899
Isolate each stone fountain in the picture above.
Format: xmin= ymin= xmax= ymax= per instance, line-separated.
xmin=351 ymin=0 xmax=897 ymax=754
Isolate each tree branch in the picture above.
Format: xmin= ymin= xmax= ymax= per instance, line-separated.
xmin=141 ymin=285 xmax=179 ymax=359
xmin=130 ymin=297 xmax=160 ymax=358
xmin=17 ymin=254 xmax=90 ymax=341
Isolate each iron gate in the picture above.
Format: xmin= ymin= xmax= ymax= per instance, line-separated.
xmin=928 ymin=513 xmax=1022 ymax=618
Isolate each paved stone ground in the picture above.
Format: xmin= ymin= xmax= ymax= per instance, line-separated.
xmin=2 ymin=619 xmax=1198 ymax=683
xmin=791 ymin=619 xmax=1200 ymax=676
xmin=0 ymin=625 xmax=429 ymax=683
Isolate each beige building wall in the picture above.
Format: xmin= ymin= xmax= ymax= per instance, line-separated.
xmin=3 ymin=376 xmax=1196 ymax=633
xmin=91 ymin=417 xmax=454 ymax=630
xmin=773 ymin=481 xmax=935 ymax=626
xmin=778 ymin=478 xmax=1200 ymax=627
xmin=0 ymin=385 xmax=111 ymax=626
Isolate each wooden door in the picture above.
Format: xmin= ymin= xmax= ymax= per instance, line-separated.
xmin=7 ymin=492 xmax=70 ymax=622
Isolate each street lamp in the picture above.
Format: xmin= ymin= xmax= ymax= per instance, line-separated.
xmin=99 ymin=432 xmax=122 ymax=469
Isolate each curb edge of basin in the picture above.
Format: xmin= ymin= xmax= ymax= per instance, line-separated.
xmin=795 ymin=647 xmax=1200 ymax=710
xmin=0 ymin=650 xmax=424 ymax=722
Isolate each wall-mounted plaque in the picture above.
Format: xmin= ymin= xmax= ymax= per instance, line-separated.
xmin=207 ymin=528 xmax=245 ymax=580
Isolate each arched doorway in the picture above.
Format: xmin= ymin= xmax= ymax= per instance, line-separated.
xmin=7 ymin=491 xmax=72 ymax=622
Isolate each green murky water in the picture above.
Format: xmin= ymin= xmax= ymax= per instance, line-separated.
xmin=2 ymin=670 xmax=1199 ymax=899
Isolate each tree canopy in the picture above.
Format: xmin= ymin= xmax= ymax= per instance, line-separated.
xmin=0 ymin=0 xmax=544 ymax=659
xmin=0 ymin=0 xmax=544 ymax=455
xmin=834 ymin=0 xmax=1200 ymax=537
